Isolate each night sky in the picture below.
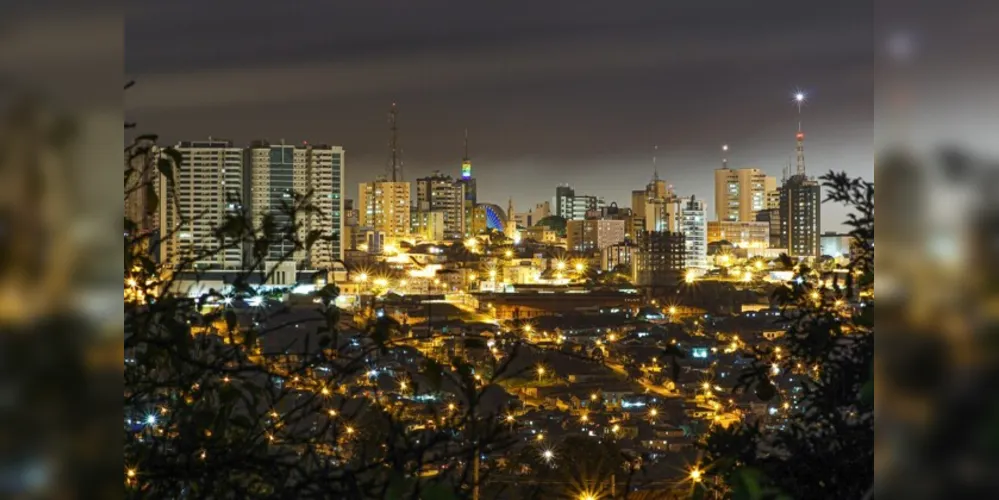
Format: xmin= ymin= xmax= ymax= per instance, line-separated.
xmin=126 ymin=0 xmax=875 ymax=229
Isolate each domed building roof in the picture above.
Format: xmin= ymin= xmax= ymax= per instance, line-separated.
xmin=476 ymin=203 xmax=508 ymax=232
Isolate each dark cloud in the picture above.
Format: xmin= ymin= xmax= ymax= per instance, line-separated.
xmin=127 ymin=0 xmax=875 ymax=229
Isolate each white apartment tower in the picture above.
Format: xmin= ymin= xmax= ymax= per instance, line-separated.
xmin=678 ymin=196 xmax=708 ymax=271
xmin=160 ymin=139 xmax=247 ymax=270
xmin=248 ymin=140 xmax=345 ymax=270
xmin=415 ymin=171 xmax=465 ymax=240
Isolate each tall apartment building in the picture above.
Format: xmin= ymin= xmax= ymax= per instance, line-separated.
xmin=566 ymin=219 xmax=626 ymax=254
xmin=634 ymin=230 xmax=686 ymax=287
xmin=714 ymin=167 xmax=777 ymax=222
xmin=160 ymin=139 xmax=247 ymax=270
xmin=554 ymin=185 xmax=604 ymax=220
xmin=248 ymin=140 xmax=345 ymax=269
xmin=359 ymin=179 xmax=411 ymax=239
xmin=415 ymin=171 xmax=465 ymax=240
xmin=457 ymin=131 xmax=478 ymax=237
xmin=554 ymin=185 xmax=575 ymax=219
xmin=766 ymin=188 xmax=781 ymax=210
xmin=755 ymin=208 xmax=782 ymax=249
xmin=678 ymin=196 xmax=708 ymax=271
xmin=411 ymin=210 xmax=445 ymax=242
xmin=125 ymin=146 xmax=161 ymax=238
xmin=779 ymin=174 xmax=822 ymax=257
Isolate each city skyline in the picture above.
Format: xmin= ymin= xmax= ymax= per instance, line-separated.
xmin=126 ymin=0 xmax=872 ymax=231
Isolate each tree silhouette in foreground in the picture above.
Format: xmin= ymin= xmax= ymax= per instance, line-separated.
xmin=701 ymin=172 xmax=874 ymax=500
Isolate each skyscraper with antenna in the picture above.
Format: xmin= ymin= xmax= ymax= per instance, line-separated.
xmin=794 ymin=92 xmax=807 ymax=176
xmin=456 ymin=128 xmax=477 ymax=237
xmin=779 ymin=90 xmax=822 ymax=257
xmin=646 ymin=145 xmax=668 ymax=201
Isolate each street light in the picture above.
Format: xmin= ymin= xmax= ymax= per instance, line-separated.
xmin=574 ymin=262 xmax=585 ymax=272
xmin=689 ymin=467 xmax=703 ymax=483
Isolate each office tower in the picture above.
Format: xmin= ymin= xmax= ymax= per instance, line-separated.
xmin=779 ymin=92 xmax=822 ymax=258
xmin=714 ymin=167 xmax=777 ymax=222
xmin=678 ymin=196 xmax=708 ymax=271
xmin=552 ymin=185 xmax=604 ymax=221
xmin=411 ymin=210 xmax=445 ymax=242
xmin=248 ymin=140 xmax=345 ymax=270
xmin=415 ymin=171 xmax=465 ymax=240
xmin=554 ymin=185 xmax=575 ymax=218
xmin=779 ymin=175 xmax=821 ymax=257
xmin=755 ymin=208 xmax=782 ymax=249
xmin=456 ymin=129 xmax=478 ymax=237
xmin=707 ymin=220 xmax=771 ymax=249
xmin=634 ymin=230 xmax=686 ymax=286
xmin=566 ymin=219 xmax=626 ymax=253
xmin=160 ymin=139 xmax=246 ymax=270
xmin=766 ymin=188 xmax=781 ymax=210
xmin=359 ymin=178 xmax=411 ymax=239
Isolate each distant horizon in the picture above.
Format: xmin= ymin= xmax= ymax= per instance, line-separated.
xmin=127 ymin=1 xmax=873 ymax=232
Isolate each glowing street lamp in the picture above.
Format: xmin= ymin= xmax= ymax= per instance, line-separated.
xmin=555 ymin=260 xmax=567 ymax=271
xmin=685 ymin=270 xmax=697 ymax=284
xmin=689 ymin=467 xmax=703 ymax=483
xmin=574 ymin=262 xmax=585 ymax=273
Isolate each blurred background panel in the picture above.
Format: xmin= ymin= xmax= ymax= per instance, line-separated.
xmin=876 ymin=0 xmax=999 ymax=497
xmin=0 ymin=1 xmax=122 ymax=498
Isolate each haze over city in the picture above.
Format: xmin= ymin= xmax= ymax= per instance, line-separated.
xmin=126 ymin=0 xmax=873 ymax=228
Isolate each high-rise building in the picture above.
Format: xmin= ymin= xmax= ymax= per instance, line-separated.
xmin=779 ymin=174 xmax=822 ymax=257
xmin=678 ymin=196 xmax=708 ymax=271
xmin=248 ymin=140 xmax=345 ymax=269
xmin=707 ymin=220 xmax=771 ymax=249
xmin=755 ymin=208 xmax=782 ymax=249
xmin=634 ymin=230 xmax=686 ymax=287
xmin=766 ymin=188 xmax=781 ymax=210
xmin=125 ymin=146 xmax=161 ymax=238
xmin=566 ymin=219 xmax=626 ymax=253
xmin=714 ymin=167 xmax=777 ymax=222
xmin=160 ymin=139 xmax=247 ymax=270
xmin=411 ymin=210 xmax=445 ymax=242
xmin=359 ymin=178 xmax=411 ymax=240
xmin=415 ymin=171 xmax=465 ymax=240
xmin=554 ymin=185 xmax=575 ymax=219
xmin=552 ymin=185 xmax=604 ymax=220
xmin=457 ymin=129 xmax=477 ymax=237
